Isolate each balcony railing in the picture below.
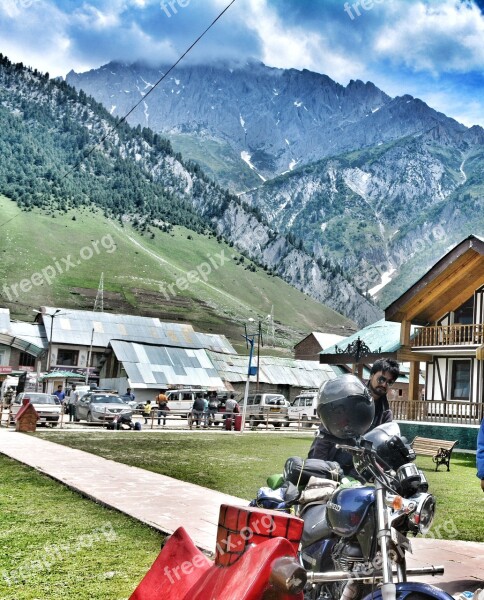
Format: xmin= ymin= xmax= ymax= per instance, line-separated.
xmin=390 ymin=399 xmax=484 ymax=425
xmin=411 ymin=323 xmax=484 ymax=347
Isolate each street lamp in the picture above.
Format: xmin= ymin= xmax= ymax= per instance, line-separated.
xmin=240 ymin=318 xmax=263 ymax=431
xmin=33 ymin=309 xmax=62 ymax=375
xmin=85 ymin=327 xmax=95 ymax=385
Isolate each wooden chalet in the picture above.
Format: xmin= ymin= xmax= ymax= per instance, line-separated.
xmin=385 ymin=235 xmax=484 ymax=424
xmin=319 ymin=235 xmax=484 ymax=425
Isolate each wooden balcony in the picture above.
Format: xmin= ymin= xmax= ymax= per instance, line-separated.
xmin=411 ymin=323 xmax=484 ymax=347
xmin=390 ymin=399 xmax=484 ymax=425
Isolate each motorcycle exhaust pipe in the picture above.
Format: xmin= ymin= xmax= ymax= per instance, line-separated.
xmin=270 ymin=557 xmax=307 ymax=595
xmin=306 ymin=565 xmax=444 ymax=584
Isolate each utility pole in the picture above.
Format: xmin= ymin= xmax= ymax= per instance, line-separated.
xmin=94 ymin=273 xmax=104 ymax=312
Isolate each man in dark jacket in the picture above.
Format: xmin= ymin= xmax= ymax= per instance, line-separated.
xmin=308 ymin=359 xmax=400 ymax=478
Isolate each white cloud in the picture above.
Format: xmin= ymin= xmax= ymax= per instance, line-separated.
xmin=72 ymin=3 xmax=122 ymax=30
xmin=374 ymin=1 xmax=484 ymax=74
xmin=239 ymin=0 xmax=366 ymax=81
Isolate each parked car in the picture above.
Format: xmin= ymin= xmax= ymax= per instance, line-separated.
xmin=287 ymin=391 xmax=319 ymax=427
xmin=74 ymin=392 xmax=133 ymax=424
xmin=240 ymin=393 xmax=289 ymax=428
xmin=10 ymin=392 xmax=61 ymax=427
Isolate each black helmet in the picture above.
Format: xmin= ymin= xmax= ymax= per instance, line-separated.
xmin=317 ymin=374 xmax=374 ymax=439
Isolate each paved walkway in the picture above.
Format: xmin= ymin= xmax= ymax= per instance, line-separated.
xmin=0 ymin=428 xmax=483 ymax=595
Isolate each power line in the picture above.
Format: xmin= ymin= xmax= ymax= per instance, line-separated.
xmin=0 ymin=0 xmax=238 ymax=229
xmin=62 ymin=0 xmax=238 ymax=180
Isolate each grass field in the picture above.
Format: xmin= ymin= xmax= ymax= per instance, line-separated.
xmin=0 ymin=195 xmax=352 ymax=352
xmin=0 ymin=455 xmax=164 ymax=600
xmin=35 ymin=430 xmax=484 ymax=542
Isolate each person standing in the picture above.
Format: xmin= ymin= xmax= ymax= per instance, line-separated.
xmin=67 ymin=384 xmax=78 ymax=422
xmin=207 ymin=392 xmax=219 ymax=426
xmin=192 ymin=394 xmax=205 ymax=428
xmin=4 ymin=386 xmax=14 ymax=407
xmin=142 ymin=400 xmax=152 ymax=425
xmin=477 ymin=417 xmax=484 ymax=492
xmin=156 ymin=390 xmax=169 ymax=426
xmin=225 ymin=394 xmax=238 ymax=415
xmin=53 ymin=385 xmax=66 ymax=411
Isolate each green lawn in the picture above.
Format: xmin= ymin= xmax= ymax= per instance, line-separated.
xmin=0 ymin=455 xmax=164 ymax=600
xmin=35 ymin=431 xmax=484 ymax=542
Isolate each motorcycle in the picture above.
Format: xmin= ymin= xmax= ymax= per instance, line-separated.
xmin=251 ymin=422 xmax=454 ymax=600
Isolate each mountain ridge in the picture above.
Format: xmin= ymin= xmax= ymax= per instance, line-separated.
xmin=0 ymin=54 xmax=380 ymax=327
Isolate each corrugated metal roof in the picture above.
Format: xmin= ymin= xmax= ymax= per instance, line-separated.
xmin=0 ymin=309 xmax=46 ymax=356
xmin=110 ymin=340 xmax=225 ymax=390
xmin=309 ymin=332 xmax=346 ymax=350
xmin=39 ymin=307 xmax=233 ymax=352
xmin=321 ymin=319 xmax=413 ymax=355
xmin=195 ymin=333 xmax=236 ymax=354
xmin=207 ymin=351 xmax=337 ymax=387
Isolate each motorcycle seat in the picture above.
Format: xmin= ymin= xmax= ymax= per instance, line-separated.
xmin=300 ymin=503 xmax=333 ymax=548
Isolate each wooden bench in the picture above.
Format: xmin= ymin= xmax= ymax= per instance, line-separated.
xmin=411 ymin=436 xmax=458 ymax=472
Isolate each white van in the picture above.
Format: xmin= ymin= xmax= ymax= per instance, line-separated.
xmin=240 ymin=393 xmax=289 ymax=428
xmin=165 ymin=389 xmax=207 ymax=418
xmin=287 ymin=391 xmax=319 ymax=427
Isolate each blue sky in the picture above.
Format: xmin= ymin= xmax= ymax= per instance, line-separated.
xmin=1 ymin=0 xmax=484 ymax=126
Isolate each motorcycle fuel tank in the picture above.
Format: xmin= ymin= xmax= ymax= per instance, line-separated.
xmin=326 ymin=486 xmax=375 ymax=537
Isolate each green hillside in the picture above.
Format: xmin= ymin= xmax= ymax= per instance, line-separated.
xmin=0 ymin=196 xmax=354 ymax=352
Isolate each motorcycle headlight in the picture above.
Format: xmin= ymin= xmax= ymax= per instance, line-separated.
xmin=408 ymin=493 xmax=436 ymax=534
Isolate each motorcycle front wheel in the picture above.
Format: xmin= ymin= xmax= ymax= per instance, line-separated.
xmin=362 ymin=582 xmax=454 ymax=600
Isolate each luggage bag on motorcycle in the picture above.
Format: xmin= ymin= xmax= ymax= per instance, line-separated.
xmin=283 ymin=457 xmax=343 ymax=486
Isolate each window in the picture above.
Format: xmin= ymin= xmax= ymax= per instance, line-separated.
xmin=56 ymin=349 xmax=79 ymax=367
xmin=451 ymin=360 xmax=471 ymax=400
xmin=89 ymin=352 xmax=104 ymax=368
xmin=454 ymin=297 xmax=474 ymax=325
xmin=19 ymin=352 xmax=36 ymax=368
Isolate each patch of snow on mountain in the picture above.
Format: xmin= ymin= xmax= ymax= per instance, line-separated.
xmin=368 ymin=267 xmax=396 ymax=297
xmin=289 ymin=159 xmax=299 ymax=171
xmin=294 ymin=100 xmax=302 ymax=107
xmin=140 ymin=76 xmax=154 ymax=89
xmin=109 ymin=105 xmax=116 ymax=114
xmin=241 ymin=151 xmax=266 ymax=181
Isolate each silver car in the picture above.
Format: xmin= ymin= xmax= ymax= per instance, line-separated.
xmin=10 ymin=392 xmax=62 ymax=427
xmin=75 ymin=393 xmax=133 ymax=424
